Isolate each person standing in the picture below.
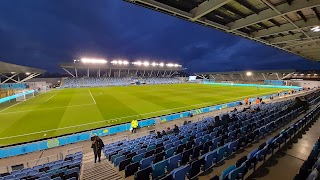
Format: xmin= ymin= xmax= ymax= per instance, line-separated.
xmin=91 ymin=136 xmax=104 ymax=163
xmin=131 ymin=119 xmax=138 ymax=133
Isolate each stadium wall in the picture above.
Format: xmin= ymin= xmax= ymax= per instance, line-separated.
xmin=203 ymin=82 xmax=301 ymax=89
xmin=0 ymin=89 xmax=296 ymax=159
xmin=286 ymin=80 xmax=320 ymax=88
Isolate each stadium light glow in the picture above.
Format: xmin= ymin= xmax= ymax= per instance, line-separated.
xmin=81 ymin=58 xmax=107 ymax=64
xmin=143 ymin=62 xmax=150 ymax=66
xmin=11 ymin=72 xmax=15 ymax=74
xmin=133 ymin=61 xmax=142 ymax=66
xmin=151 ymin=62 xmax=157 ymax=66
xmin=26 ymin=72 xmax=31 ymax=75
xmin=159 ymin=63 xmax=164 ymax=67
xmin=111 ymin=60 xmax=128 ymax=65
xmin=311 ymin=26 xmax=320 ymax=32
xmin=246 ymin=72 xmax=252 ymax=76
xmin=166 ymin=63 xmax=174 ymax=67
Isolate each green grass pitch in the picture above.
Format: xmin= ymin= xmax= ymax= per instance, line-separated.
xmin=0 ymin=84 xmax=287 ymax=146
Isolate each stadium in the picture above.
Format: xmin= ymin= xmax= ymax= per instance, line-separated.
xmin=0 ymin=1 xmax=320 ymax=180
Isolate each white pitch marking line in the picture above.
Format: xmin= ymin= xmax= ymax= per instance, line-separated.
xmin=0 ymin=103 xmax=96 ymax=115
xmin=88 ymin=90 xmax=96 ymax=104
xmin=45 ymin=94 xmax=56 ymax=102
xmin=0 ymin=90 xmax=287 ymax=140
xmin=0 ymin=92 xmax=44 ymax=113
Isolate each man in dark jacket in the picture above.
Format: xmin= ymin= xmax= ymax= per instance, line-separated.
xmin=173 ymin=124 xmax=180 ymax=134
xmin=91 ymin=136 xmax=104 ymax=163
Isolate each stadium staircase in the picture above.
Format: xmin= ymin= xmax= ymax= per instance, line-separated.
xmin=82 ymin=152 xmax=123 ymax=180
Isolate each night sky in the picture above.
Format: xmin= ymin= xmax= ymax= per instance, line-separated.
xmin=0 ymin=0 xmax=319 ymax=73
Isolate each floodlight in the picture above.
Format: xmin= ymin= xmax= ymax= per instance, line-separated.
xmin=314 ymin=74 xmax=318 ymax=76
xmin=159 ymin=63 xmax=164 ymax=67
xmin=81 ymin=58 xmax=107 ymax=63
xmin=174 ymin=64 xmax=179 ymax=67
xmin=143 ymin=62 xmax=149 ymax=66
xmin=311 ymin=26 xmax=320 ymax=32
xmin=26 ymin=72 xmax=31 ymax=75
xmin=166 ymin=63 xmax=174 ymax=67
xmin=246 ymin=72 xmax=252 ymax=76
xmin=300 ymin=74 xmax=304 ymax=76
xmin=151 ymin=62 xmax=157 ymax=66
xmin=133 ymin=61 xmax=142 ymax=66
xmin=294 ymin=74 xmax=298 ymax=76
xmin=111 ymin=60 xmax=118 ymax=64
xmin=123 ymin=61 xmax=129 ymax=65
xmin=307 ymin=74 xmax=311 ymax=76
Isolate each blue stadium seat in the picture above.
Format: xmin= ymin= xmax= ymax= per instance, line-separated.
xmin=168 ymin=154 xmax=182 ymax=172
xmin=166 ymin=147 xmax=177 ymax=158
xmin=170 ymin=164 xmax=191 ymax=180
xmin=141 ymin=156 xmax=155 ymax=169
xmin=152 ymin=159 xmax=168 ymax=179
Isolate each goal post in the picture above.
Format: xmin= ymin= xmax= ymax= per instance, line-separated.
xmin=14 ymin=90 xmax=35 ymax=101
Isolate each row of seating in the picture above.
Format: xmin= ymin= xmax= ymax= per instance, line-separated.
xmin=104 ymin=101 xmax=292 ymax=159
xmin=295 ymin=138 xmax=320 ymax=179
xmin=62 ymin=77 xmax=182 ymax=87
xmin=104 ymin=100 xmax=296 ymax=179
xmin=0 ymin=152 xmax=82 ymax=180
xmin=221 ymin=103 xmax=320 ymax=180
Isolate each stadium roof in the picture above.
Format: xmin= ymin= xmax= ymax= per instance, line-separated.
xmin=124 ymin=0 xmax=320 ymax=61
xmin=0 ymin=61 xmax=45 ymax=74
xmin=196 ymin=69 xmax=295 ymax=75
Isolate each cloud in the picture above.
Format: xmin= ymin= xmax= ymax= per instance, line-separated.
xmin=0 ymin=0 xmax=318 ymax=73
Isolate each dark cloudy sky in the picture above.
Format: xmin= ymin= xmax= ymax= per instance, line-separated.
xmin=0 ymin=0 xmax=319 ymax=73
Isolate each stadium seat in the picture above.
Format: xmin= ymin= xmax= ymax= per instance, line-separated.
xmin=152 ymin=159 xmax=168 ymax=179
xmin=170 ymin=164 xmax=191 ymax=180
xmin=134 ymin=166 xmax=152 ymax=180
xmin=141 ymin=156 xmax=155 ymax=169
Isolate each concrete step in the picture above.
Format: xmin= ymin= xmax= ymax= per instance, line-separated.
xmin=82 ymin=152 xmax=122 ymax=180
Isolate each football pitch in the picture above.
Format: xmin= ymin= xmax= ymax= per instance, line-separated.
xmin=0 ymin=84 xmax=287 ymax=146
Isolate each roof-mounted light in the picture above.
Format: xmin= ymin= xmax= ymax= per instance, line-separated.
xmin=81 ymin=58 xmax=107 ymax=64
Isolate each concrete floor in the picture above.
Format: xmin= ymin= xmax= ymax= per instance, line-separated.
xmin=247 ymin=116 xmax=320 ymax=180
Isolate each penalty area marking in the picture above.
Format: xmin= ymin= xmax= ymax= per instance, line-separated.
xmin=0 ymin=90 xmax=285 ymax=140
xmin=88 ymin=90 xmax=96 ymax=104
xmin=0 ymin=92 xmax=48 ymax=113
xmin=0 ymin=103 xmax=96 ymax=115
xmin=45 ymin=94 xmax=57 ymax=102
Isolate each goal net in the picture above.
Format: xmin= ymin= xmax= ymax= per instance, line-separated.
xmin=15 ymin=90 xmax=34 ymax=101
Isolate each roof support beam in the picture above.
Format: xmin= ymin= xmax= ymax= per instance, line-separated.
xmin=312 ymin=7 xmax=320 ymax=20
xmin=228 ymin=0 xmax=320 ymax=31
xmin=235 ymin=0 xmax=260 ymax=14
xmin=252 ymin=17 xmax=320 ymax=38
xmin=269 ymin=32 xmax=319 ymax=44
xmin=0 ymin=73 xmax=19 ymax=84
xmin=297 ymin=11 xmax=307 ymax=22
xmin=19 ymin=73 xmax=41 ymax=83
xmin=190 ymin=0 xmax=233 ymax=21
xmin=282 ymin=38 xmax=320 ymax=48
xmin=260 ymin=0 xmax=319 ymax=47
xmin=286 ymin=0 xmax=293 ymax=5
xmin=289 ymin=44 xmax=319 ymax=51
xmin=223 ymin=4 xmax=247 ymax=18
